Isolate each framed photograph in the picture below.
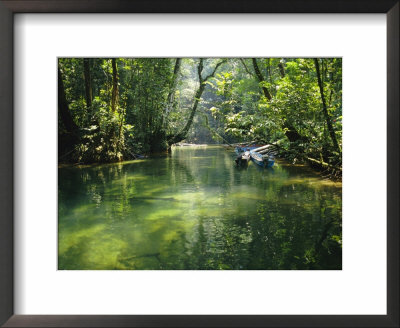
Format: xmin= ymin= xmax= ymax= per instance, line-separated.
xmin=1 ymin=1 xmax=398 ymax=327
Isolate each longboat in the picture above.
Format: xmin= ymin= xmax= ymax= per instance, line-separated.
xmin=250 ymin=150 xmax=275 ymax=168
xmin=235 ymin=145 xmax=261 ymax=155
xmin=249 ymin=144 xmax=276 ymax=168
xmin=235 ymin=150 xmax=251 ymax=166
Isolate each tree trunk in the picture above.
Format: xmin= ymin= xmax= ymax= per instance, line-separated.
xmin=314 ymin=58 xmax=340 ymax=152
xmin=151 ymin=59 xmax=182 ymax=151
xmin=83 ymin=58 xmax=92 ymax=109
xmin=179 ymin=84 xmax=205 ymax=139
xmin=252 ymin=59 xmax=304 ymax=143
xmin=160 ymin=58 xmax=181 ymax=129
xmin=111 ymin=58 xmax=119 ymax=112
xmin=267 ymin=59 xmax=273 ymax=84
xmin=239 ymin=58 xmax=253 ymax=76
xmin=167 ymin=58 xmax=181 ymax=109
xmin=168 ymin=59 xmax=225 ymax=146
xmin=252 ymin=58 xmax=272 ymax=100
xmin=278 ymin=61 xmax=285 ymax=78
xmin=58 ymin=68 xmax=78 ymax=135
xmin=282 ymin=121 xmax=305 ymax=143
xmin=168 ymin=84 xmax=205 ymax=146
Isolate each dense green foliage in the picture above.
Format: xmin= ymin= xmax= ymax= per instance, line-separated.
xmin=58 ymin=58 xmax=342 ymax=173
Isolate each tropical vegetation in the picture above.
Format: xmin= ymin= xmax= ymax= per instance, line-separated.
xmin=58 ymin=58 xmax=342 ymax=176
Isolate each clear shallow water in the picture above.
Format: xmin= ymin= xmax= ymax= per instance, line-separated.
xmin=58 ymin=146 xmax=342 ymax=270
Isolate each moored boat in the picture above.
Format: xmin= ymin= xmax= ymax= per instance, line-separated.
xmin=235 ymin=145 xmax=261 ymax=155
xmin=236 ymin=144 xmax=277 ymax=168
xmin=235 ymin=150 xmax=251 ymax=166
xmin=250 ymin=150 xmax=275 ymax=168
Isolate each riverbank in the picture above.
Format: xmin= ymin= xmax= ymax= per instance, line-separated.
xmin=59 ymin=144 xmax=342 ymax=182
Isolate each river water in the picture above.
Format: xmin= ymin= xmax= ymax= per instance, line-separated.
xmin=58 ymin=145 xmax=342 ymax=270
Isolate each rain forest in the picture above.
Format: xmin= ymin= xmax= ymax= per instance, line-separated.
xmin=58 ymin=58 xmax=342 ymax=270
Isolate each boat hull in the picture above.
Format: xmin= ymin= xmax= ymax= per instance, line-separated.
xmin=250 ymin=151 xmax=274 ymax=168
xmin=235 ymin=151 xmax=250 ymax=166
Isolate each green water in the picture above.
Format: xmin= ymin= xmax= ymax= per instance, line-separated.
xmin=58 ymin=146 xmax=342 ymax=270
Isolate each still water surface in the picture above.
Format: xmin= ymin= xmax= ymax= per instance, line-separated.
xmin=58 ymin=146 xmax=342 ymax=270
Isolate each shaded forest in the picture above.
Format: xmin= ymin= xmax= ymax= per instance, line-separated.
xmin=58 ymin=58 xmax=342 ymax=175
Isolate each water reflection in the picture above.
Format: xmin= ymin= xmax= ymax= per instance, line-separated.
xmin=58 ymin=146 xmax=342 ymax=270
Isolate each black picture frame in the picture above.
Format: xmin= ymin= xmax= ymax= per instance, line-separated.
xmin=0 ymin=1 xmax=398 ymax=327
